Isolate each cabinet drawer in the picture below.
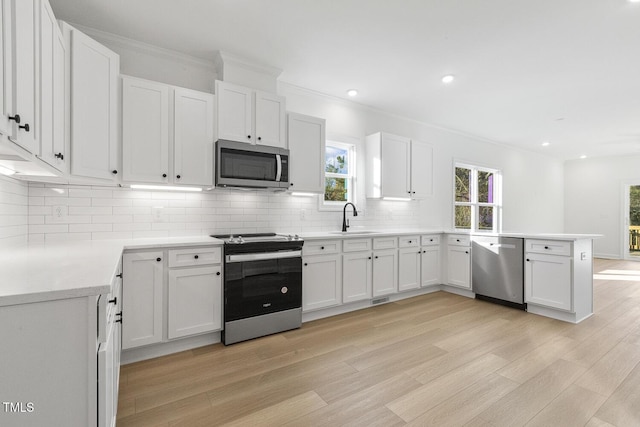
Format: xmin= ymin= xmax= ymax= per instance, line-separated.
xmin=373 ymin=236 xmax=397 ymax=250
xmin=448 ymin=234 xmax=470 ymax=247
xmin=421 ymin=235 xmax=441 ymax=246
xmin=343 ymin=238 xmax=372 ymax=253
xmin=303 ymin=240 xmax=340 ymax=255
xmin=399 ymin=236 xmax=420 ymax=248
xmin=526 ymin=239 xmax=571 ymax=256
xmin=168 ymin=247 xmax=222 ymax=268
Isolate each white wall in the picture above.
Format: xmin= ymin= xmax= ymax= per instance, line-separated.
xmin=0 ymin=175 xmax=28 ymax=246
xmin=564 ymin=155 xmax=640 ymax=259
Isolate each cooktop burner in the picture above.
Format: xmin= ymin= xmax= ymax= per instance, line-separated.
xmin=211 ymin=232 xmax=302 ymax=244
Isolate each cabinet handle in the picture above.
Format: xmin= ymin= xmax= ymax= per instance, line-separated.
xmin=112 ymin=170 xmax=118 ymax=175
xmin=116 ymin=273 xmax=122 ymax=278
xmin=162 ymin=173 xmax=167 ymax=178
xmin=8 ymin=114 xmax=20 ymax=124
xmin=108 ymin=297 xmax=117 ymax=305
xmin=54 ymin=153 xmax=64 ymax=160
xmin=176 ymin=175 xmax=181 ymax=179
xmin=156 ymin=257 xmax=162 ymax=262
xmin=115 ymin=311 xmax=122 ymax=323
xmin=216 ymin=271 xmax=221 ymax=276
xmin=194 ymin=255 xmax=199 ymax=259
xmin=19 ymin=123 xmax=30 ymax=132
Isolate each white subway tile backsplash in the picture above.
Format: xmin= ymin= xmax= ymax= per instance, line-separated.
xmin=69 ymin=223 xmax=113 ymax=233
xmin=92 ymin=198 xmax=133 ymax=207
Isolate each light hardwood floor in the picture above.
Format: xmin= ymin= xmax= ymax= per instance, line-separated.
xmin=117 ymin=258 xmax=640 ymax=426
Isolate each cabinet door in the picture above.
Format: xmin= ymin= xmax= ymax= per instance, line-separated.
xmin=398 ymin=247 xmax=421 ymax=292
xmin=287 ymin=112 xmax=325 ymax=193
xmin=68 ymin=25 xmax=119 ymax=180
xmin=37 ymin=0 xmax=66 ymax=171
xmin=373 ymin=249 xmax=398 ymax=297
xmin=421 ymin=246 xmax=440 ymax=287
xmin=447 ymin=246 xmax=471 ymax=289
xmin=343 ymin=252 xmax=372 ymax=303
xmin=410 ymin=141 xmax=433 ymax=198
xmin=174 ymin=87 xmax=214 ymax=185
xmin=122 ymin=251 xmax=164 ymax=349
xmin=302 ymin=254 xmax=342 ymax=311
xmin=97 ymin=321 xmax=116 ymax=427
xmin=215 ymin=80 xmax=252 ymax=143
xmin=122 ymin=77 xmax=170 ymax=183
xmin=168 ymin=266 xmax=222 ymax=339
xmin=0 ymin=0 xmax=13 ymax=137
xmin=525 ymin=253 xmax=572 ymax=311
xmin=381 ymin=133 xmax=411 ymax=198
xmin=254 ymin=91 xmax=286 ymax=148
xmin=10 ymin=0 xmax=38 ymax=153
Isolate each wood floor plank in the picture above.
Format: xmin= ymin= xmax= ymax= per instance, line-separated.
xmin=574 ymin=340 xmax=640 ymax=396
xmin=117 ymin=393 xmax=210 ymax=427
xmin=593 ymin=361 xmax=640 ymax=426
xmin=523 ymin=384 xmax=606 ymax=427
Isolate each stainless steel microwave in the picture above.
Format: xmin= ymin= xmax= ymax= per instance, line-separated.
xmin=215 ymin=140 xmax=290 ymax=190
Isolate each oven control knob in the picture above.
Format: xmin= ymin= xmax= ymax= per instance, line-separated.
xmin=281 ymin=287 xmax=288 ymax=294
xmin=294 ymin=234 xmax=300 ymax=240
xmin=238 ymin=236 xmax=244 ymax=243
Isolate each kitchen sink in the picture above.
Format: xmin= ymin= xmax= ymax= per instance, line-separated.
xmin=328 ymin=230 xmax=378 ymax=235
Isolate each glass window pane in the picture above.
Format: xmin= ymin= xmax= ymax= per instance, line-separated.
xmin=478 ymin=206 xmax=494 ymax=230
xmin=325 ymin=146 xmax=349 ymax=174
xmin=478 ymin=171 xmax=494 ymax=203
xmin=455 ymin=167 xmax=471 ymax=202
xmin=325 ymin=177 xmax=348 ymax=202
xmin=455 ymin=205 xmax=471 ymax=229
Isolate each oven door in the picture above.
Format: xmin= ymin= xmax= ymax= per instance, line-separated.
xmin=224 ymin=253 xmax=302 ymax=322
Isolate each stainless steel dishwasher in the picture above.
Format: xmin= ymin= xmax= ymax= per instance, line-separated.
xmin=471 ymin=236 xmax=525 ymax=310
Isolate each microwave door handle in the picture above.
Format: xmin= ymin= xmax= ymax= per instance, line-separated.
xmin=275 ymin=154 xmax=282 ymax=182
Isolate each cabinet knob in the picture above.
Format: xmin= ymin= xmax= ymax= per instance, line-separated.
xmin=258 ymin=136 xmax=262 ymax=141
xmin=156 ymin=257 xmax=161 ymax=262
xmin=465 ymin=251 xmax=469 ymax=254
xmin=176 ymin=175 xmax=181 ymax=179
xmin=290 ymin=182 xmax=294 ymax=186
xmin=194 ymin=255 xmax=199 ymax=259
xmin=247 ymin=135 xmax=251 ymax=139
xmin=8 ymin=114 xmax=20 ymax=124
xmin=457 ymin=239 xmax=461 ymax=242
xmin=216 ymin=271 xmax=221 ymax=276
xmin=112 ymin=170 xmax=118 ymax=175
xmin=408 ymin=240 xmax=412 ymax=243
xmin=304 ymin=262 xmax=308 ymax=266
xmin=162 ymin=173 xmax=167 ymax=178
xmin=19 ymin=123 xmax=30 ymax=132
xmin=55 ymin=152 xmax=64 ymax=160
xmin=375 ymin=255 xmax=379 ymax=259
xmin=321 ymin=246 xmax=325 ymax=250
xmin=368 ymin=256 xmax=372 ymax=259
xmin=544 ymin=246 xmax=550 ymax=250
xmin=526 ymin=258 xmax=530 ymax=262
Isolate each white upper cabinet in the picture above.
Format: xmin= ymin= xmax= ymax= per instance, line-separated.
xmin=287 ymin=112 xmax=325 ymax=193
xmin=174 ymin=87 xmax=214 ymax=186
xmin=63 ymin=22 xmax=120 ymax=181
xmin=122 ymin=77 xmax=170 ymax=183
xmin=37 ymin=0 xmax=66 ymax=172
xmin=215 ymin=80 xmax=286 ymax=148
xmin=366 ymin=132 xmax=434 ymax=199
xmin=9 ymin=0 xmax=38 ymax=153
xmin=0 ymin=0 xmax=13 ymax=138
xmin=122 ymin=76 xmax=215 ymax=186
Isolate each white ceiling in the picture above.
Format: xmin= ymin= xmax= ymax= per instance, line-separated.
xmin=49 ymin=0 xmax=640 ymax=160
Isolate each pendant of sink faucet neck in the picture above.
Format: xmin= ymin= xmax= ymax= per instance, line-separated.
xmin=342 ymin=202 xmax=358 ymax=232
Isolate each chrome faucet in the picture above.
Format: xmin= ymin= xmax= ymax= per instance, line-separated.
xmin=342 ymin=202 xmax=358 ymax=232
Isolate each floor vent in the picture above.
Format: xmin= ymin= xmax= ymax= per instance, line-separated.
xmin=371 ymin=297 xmax=389 ymax=305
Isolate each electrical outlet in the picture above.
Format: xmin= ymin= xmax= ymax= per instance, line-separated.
xmin=151 ymin=207 xmax=164 ymax=222
xmin=51 ymin=205 xmax=67 ymax=223
xmin=300 ymin=209 xmax=306 ymax=220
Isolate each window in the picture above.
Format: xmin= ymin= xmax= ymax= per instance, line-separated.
xmin=454 ymin=163 xmax=501 ymax=232
xmin=323 ymin=141 xmax=355 ymax=206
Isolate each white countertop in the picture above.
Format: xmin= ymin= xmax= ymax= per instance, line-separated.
xmin=0 ymin=236 xmax=223 ymax=307
xmin=0 ymin=230 xmax=601 ymax=307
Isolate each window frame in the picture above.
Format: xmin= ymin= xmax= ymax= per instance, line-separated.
xmin=320 ymin=140 xmax=356 ymax=211
xmin=453 ymin=162 xmax=502 ymax=232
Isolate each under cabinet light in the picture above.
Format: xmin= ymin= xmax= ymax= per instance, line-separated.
xmin=291 ymin=192 xmax=317 ymax=197
xmin=382 ymin=197 xmax=412 ymax=201
xmin=0 ymin=165 xmax=16 ymax=176
xmin=130 ymin=184 xmax=202 ymax=192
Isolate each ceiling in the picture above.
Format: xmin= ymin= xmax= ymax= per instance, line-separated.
xmin=49 ymin=0 xmax=640 ymax=160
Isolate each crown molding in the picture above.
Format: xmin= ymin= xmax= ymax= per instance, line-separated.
xmin=214 ymin=51 xmax=282 ymax=79
xmin=65 ymin=22 xmax=217 ymax=72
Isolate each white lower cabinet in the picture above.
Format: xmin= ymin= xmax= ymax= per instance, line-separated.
xmin=343 ymin=251 xmax=373 ymax=303
xmin=168 ymin=266 xmax=222 ymax=339
xmin=122 ymin=251 xmax=164 ymax=349
xmin=373 ymin=249 xmax=398 ymax=297
xmin=446 ymin=234 xmax=471 ymax=289
xmin=421 ymin=234 xmax=441 ymax=286
xmin=524 ymin=253 xmax=571 ymax=311
xmin=302 ymin=254 xmax=342 ymax=311
xmin=398 ymin=247 xmax=421 ymax=292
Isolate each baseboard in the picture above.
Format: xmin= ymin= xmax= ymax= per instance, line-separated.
xmin=121 ymin=332 xmax=221 ymax=365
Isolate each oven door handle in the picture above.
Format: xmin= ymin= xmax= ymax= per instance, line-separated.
xmin=226 ymin=250 xmax=302 ymax=263
xmin=275 ymin=154 xmax=282 ymax=182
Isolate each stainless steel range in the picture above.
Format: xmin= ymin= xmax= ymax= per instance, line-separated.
xmin=212 ymin=233 xmax=303 ymax=345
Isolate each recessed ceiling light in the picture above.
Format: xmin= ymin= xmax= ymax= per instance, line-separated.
xmin=630 ymin=0 xmax=640 ymax=3
xmin=347 ymin=89 xmax=358 ymax=97
xmin=442 ymin=75 xmax=455 ymax=84
xmin=542 ymin=141 xmax=550 ymax=147
xmin=580 ymin=155 xmax=587 ymax=159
